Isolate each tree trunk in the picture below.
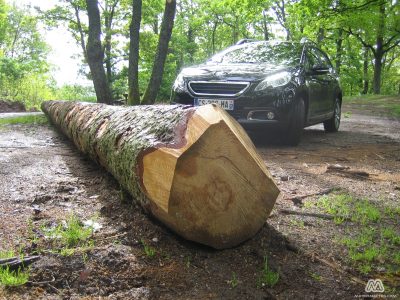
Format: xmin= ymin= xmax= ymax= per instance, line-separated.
xmin=104 ymin=0 xmax=118 ymax=92
xmin=141 ymin=0 xmax=176 ymax=105
xmin=373 ymin=3 xmax=385 ymax=94
xmin=362 ymin=46 xmax=369 ymax=94
xmin=86 ymin=0 xmax=112 ymax=104
xmin=232 ymin=16 xmax=239 ymax=44
xmin=187 ymin=25 xmax=194 ymax=63
xmin=262 ymin=10 xmax=269 ymax=41
xmin=317 ymin=28 xmax=324 ymax=45
xmin=128 ymin=0 xmax=142 ymax=105
xmin=211 ymin=20 xmax=218 ymax=55
xmin=104 ymin=33 xmax=113 ymax=89
xmin=41 ymin=101 xmax=279 ymax=249
xmin=373 ymin=51 xmax=383 ymax=95
xmin=335 ymin=29 xmax=343 ymax=74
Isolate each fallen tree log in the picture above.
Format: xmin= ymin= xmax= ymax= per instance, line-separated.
xmin=42 ymin=101 xmax=279 ymax=249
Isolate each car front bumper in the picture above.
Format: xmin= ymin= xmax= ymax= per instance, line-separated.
xmin=172 ymin=84 xmax=297 ymax=130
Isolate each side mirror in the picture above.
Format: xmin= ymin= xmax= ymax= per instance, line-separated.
xmin=311 ymin=64 xmax=330 ymax=74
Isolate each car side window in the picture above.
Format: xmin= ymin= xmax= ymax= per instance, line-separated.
xmin=306 ymin=47 xmax=333 ymax=72
xmin=314 ymin=48 xmax=332 ymax=70
xmin=305 ymin=48 xmax=320 ymax=71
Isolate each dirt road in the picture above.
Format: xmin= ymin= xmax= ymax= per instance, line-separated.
xmin=0 ymin=101 xmax=399 ymax=299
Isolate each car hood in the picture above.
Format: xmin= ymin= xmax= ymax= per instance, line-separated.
xmin=180 ymin=63 xmax=291 ymax=82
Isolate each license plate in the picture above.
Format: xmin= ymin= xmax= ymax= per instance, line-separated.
xmin=194 ymin=98 xmax=234 ymax=110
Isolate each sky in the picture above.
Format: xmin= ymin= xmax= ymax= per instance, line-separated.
xmin=9 ymin=0 xmax=91 ymax=86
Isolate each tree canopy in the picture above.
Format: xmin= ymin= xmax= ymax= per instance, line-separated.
xmin=0 ymin=1 xmax=51 ymax=107
xmin=1 ymin=0 xmax=399 ymax=107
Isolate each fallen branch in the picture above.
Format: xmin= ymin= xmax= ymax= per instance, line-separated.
xmin=311 ymin=254 xmax=366 ymax=286
xmin=0 ymin=255 xmax=40 ymax=271
xmin=326 ymin=165 xmax=370 ymax=179
xmin=28 ymin=274 xmax=56 ymax=285
xmin=279 ymin=209 xmax=351 ymax=221
xmin=284 ymin=188 xmax=335 ymax=202
xmin=285 ymin=241 xmax=365 ymax=286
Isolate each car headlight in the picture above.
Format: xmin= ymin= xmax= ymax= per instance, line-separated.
xmin=255 ymin=71 xmax=291 ymax=91
xmin=173 ymin=73 xmax=185 ymax=91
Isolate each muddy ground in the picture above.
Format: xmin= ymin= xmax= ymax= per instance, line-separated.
xmin=0 ymin=99 xmax=399 ymax=299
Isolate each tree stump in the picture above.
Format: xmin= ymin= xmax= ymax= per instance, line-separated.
xmin=42 ymin=101 xmax=279 ymax=249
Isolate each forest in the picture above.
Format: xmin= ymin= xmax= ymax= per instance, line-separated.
xmin=0 ymin=0 xmax=399 ymax=108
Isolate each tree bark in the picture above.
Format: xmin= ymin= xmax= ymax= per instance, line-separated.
xmin=362 ymin=46 xmax=369 ymax=94
xmin=104 ymin=0 xmax=119 ymax=91
xmin=373 ymin=3 xmax=385 ymax=94
xmin=211 ymin=20 xmax=218 ymax=55
xmin=187 ymin=25 xmax=194 ymax=64
xmin=335 ymin=29 xmax=343 ymax=74
xmin=86 ymin=0 xmax=112 ymax=104
xmin=41 ymin=101 xmax=279 ymax=249
xmin=262 ymin=10 xmax=269 ymax=41
xmin=317 ymin=27 xmax=324 ymax=45
xmin=128 ymin=0 xmax=142 ymax=105
xmin=141 ymin=0 xmax=176 ymax=105
xmin=72 ymin=4 xmax=88 ymax=62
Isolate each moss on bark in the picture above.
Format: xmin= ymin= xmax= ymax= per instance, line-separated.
xmin=42 ymin=101 xmax=193 ymax=208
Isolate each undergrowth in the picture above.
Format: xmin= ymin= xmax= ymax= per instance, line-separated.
xmin=344 ymin=95 xmax=400 ymax=118
xmin=0 ymin=114 xmax=48 ymax=126
xmin=306 ymin=193 xmax=400 ymax=277
xmin=43 ymin=215 xmax=95 ymax=256
xmin=257 ymin=256 xmax=279 ymax=288
xmin=0 ymin=250 xmax=29 ymax=287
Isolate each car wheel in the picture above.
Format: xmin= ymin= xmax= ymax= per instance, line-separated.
xmin=284 ymin=98 xmax=305 ymax=146
xmin=324 ymin=97 xmax=341 ymax=133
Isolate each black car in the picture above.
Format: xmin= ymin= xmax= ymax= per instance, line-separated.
xmin=171 ymin=40 xmax=342 ymax=145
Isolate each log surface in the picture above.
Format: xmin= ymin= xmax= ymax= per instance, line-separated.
xmin=42 ymin=101 xmax=279 ymax=249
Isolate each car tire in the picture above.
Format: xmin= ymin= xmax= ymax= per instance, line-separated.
xmin=324 ymin=97 xmax=341 ymax=133
xmin=284 ymin=98 xmax=305 ymax=146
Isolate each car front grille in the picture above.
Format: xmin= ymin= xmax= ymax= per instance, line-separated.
xmin=188 ymin=81 xmax=250 ymax=97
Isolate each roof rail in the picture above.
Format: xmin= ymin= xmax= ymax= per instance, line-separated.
xmin=300 ymin=37 xmax=310 ymax=44
xmin=235 ymin=39 xmax=257 ymax=45
xmin=300 ymin=37 xmax=318 ymax=46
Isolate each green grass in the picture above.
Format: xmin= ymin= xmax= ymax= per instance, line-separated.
xmin=45 ymin=215 xmax=94 ymax=256
xmin=309 ymin=272 xmax=322 ymax=281
xmin=141 ymin=240 xmax=156 ymax=257
xmin=382 ymin=227 xmax=400 ymax=245
xmin=315 ymin=194 xmax=381 ymax=225
xmin=384 ymin=206 xmax=400 ymax=219
xmin=314 ymin=194 xmax=351 ymax=224
xmin=343 ymin=111 xmax=352 ymax=118
xmin=227 ymin=272 xmax=238 ymax=288
xmin=308 ymin=193 xmax=400 ymax=276
xmin=343 ymin=95 xmax=400 ymax=118
xmin=0 ymin=114 xmax=48 ymax=125
xmin=289 ymin=219 xmax=305 ymax=228
xmin=185 ymin=256 xmax=191 ymax=268
xmin=0 ymin=267 xmax=29 ymax=287
xmin=0 ymin=250 xmax=15 ymax=260
xmin=0 ymin=249 xmax=29 ymax=287
xmin=257 ymin=256 xmax=279 ymax=288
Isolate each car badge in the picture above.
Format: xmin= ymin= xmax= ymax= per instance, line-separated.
xmin=214 ymin=71 xmax=227 ymax=77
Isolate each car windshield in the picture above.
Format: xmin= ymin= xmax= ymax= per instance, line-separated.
xmin=209 ymin=41 xmax=303 ymax=67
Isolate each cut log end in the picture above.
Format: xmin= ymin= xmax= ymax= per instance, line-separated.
xmin=141 ymin=104 xmax=279 ymax=249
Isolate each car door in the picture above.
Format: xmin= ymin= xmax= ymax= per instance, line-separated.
xmin=305 ymin=47 xmax=334 ymax=122
xmin=312 ymin=48 xmax=336 ymax=115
